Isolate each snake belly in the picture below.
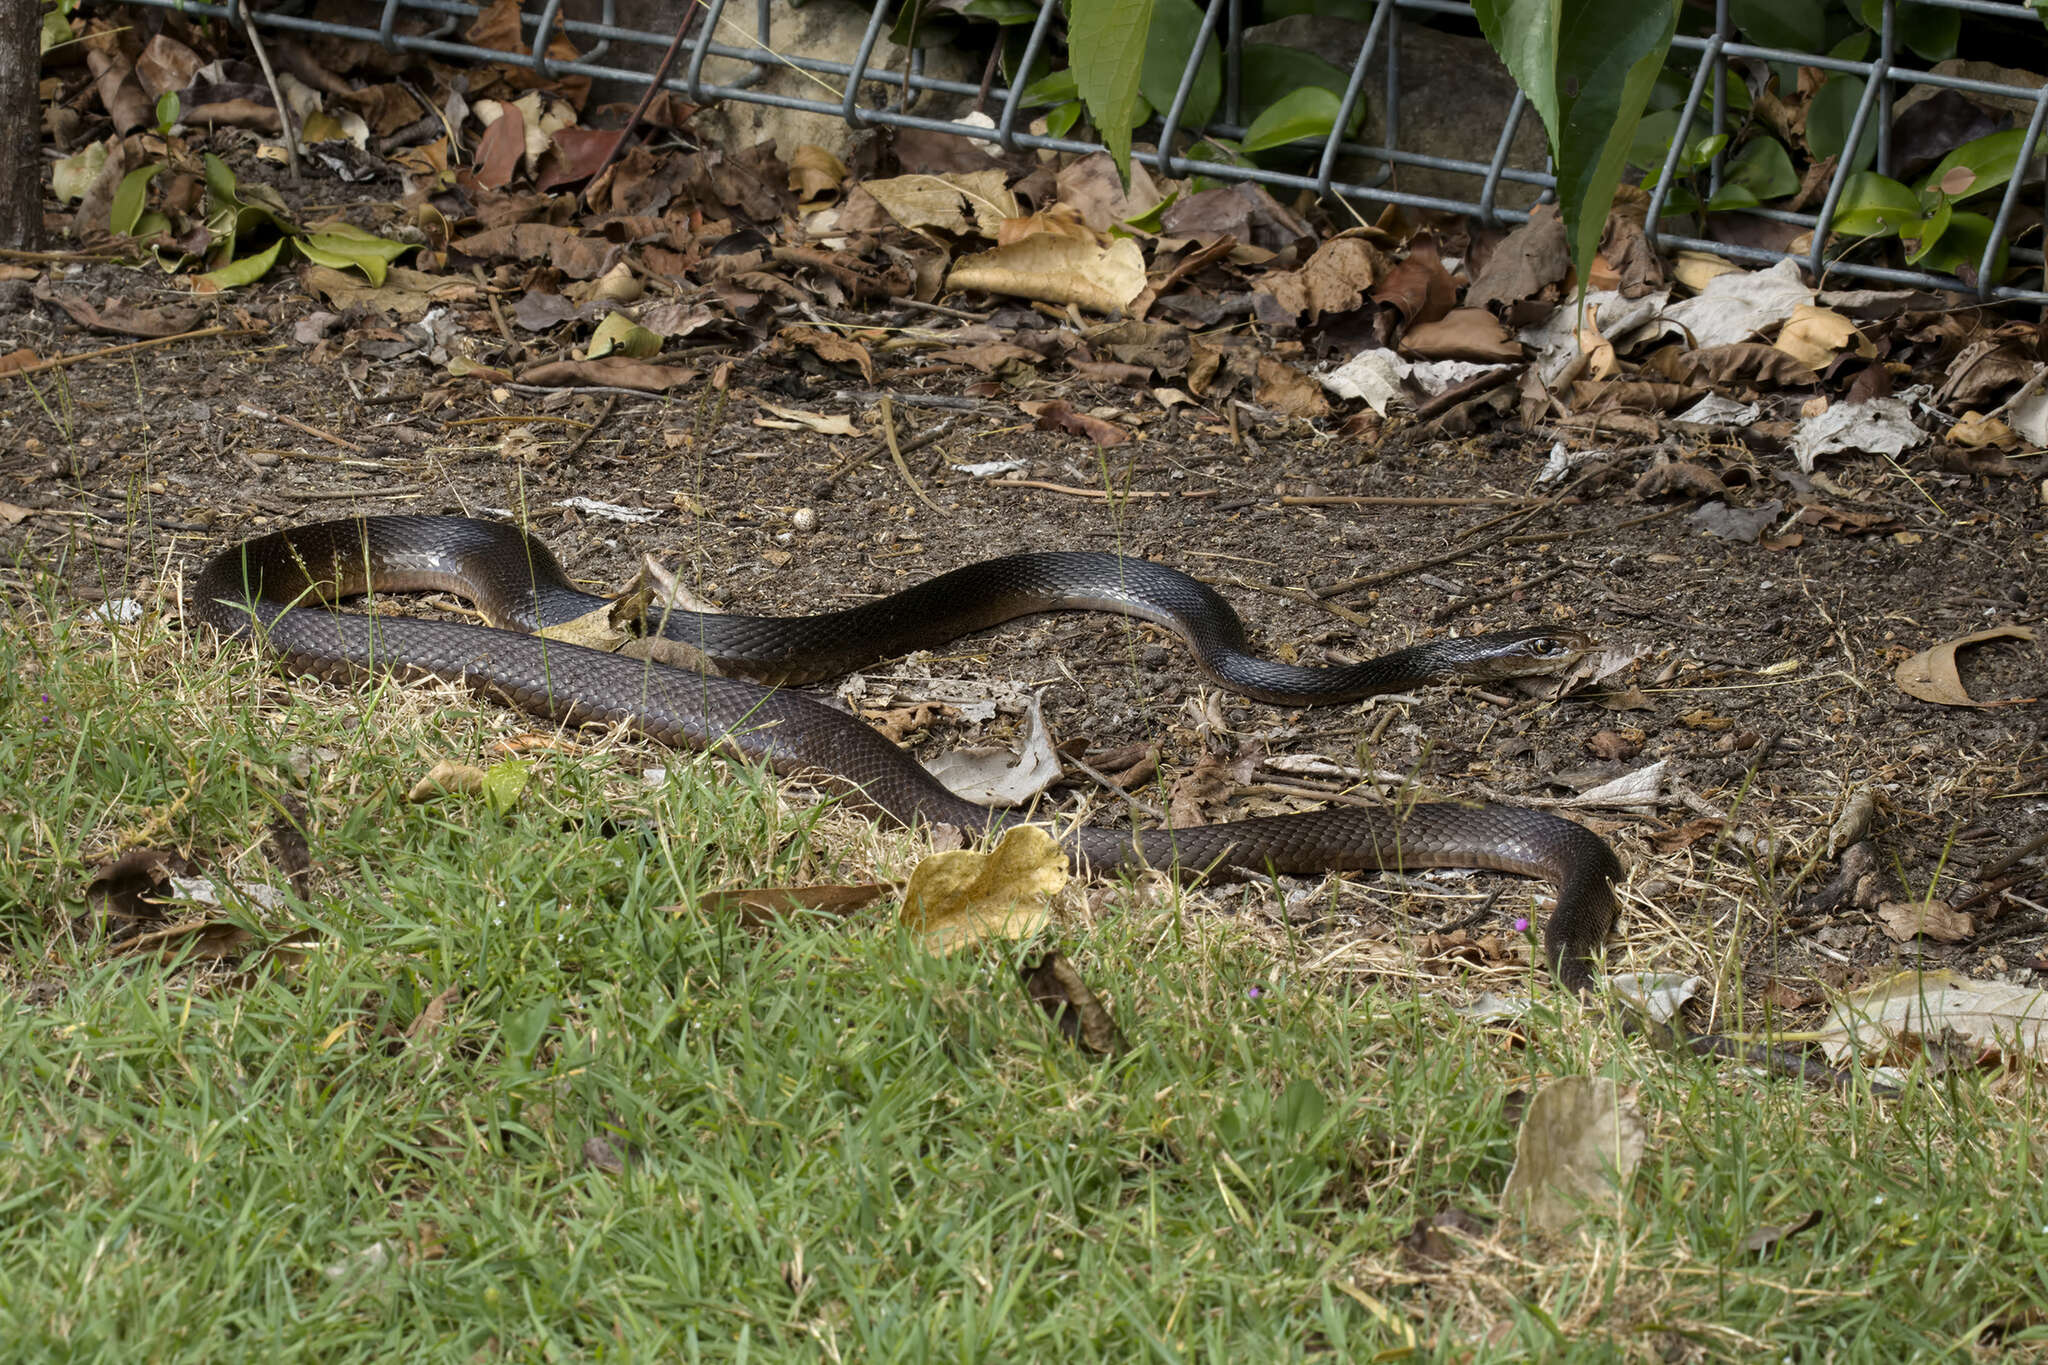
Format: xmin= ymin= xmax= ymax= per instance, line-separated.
xmin=191 ymin=515 xmax=1622 ymax=990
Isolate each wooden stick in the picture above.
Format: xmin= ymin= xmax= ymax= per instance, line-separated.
xmin=238 ymin=402 xmax=364 ymax=453
xmin=879 ymin=396 xmax=949 ymax=519
xmin=1280 ymin=494 xmax=1542 ymax=508
xmin=0 ymin=326 xmax=250 ymax=380
xmin=991 ymin=478 xmax=1220 ymax=500
xmin=0 ymin=325 xmax=260 ymax=378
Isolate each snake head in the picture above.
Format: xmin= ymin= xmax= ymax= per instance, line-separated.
xmin=1459 ymin=627 xmax=1595 ymax=680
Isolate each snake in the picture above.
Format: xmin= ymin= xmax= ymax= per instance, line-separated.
xmin=192 ymin=514 xmax=1621 ymax=989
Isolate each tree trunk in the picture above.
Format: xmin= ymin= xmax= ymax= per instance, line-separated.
xmin=0 ymin=0 xmax=43 ymax=250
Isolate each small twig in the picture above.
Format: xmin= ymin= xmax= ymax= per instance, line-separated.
xmin=1951 ymin=876 xmax=2021 ymax=915
xmin=1279 ymin=494 xmax=1543 ymax=509
xmin=990 ymin=478 xmax=1220 ymax=500
xmin=0 ymin=247 xmax=128 ymax=263
xmin=889 ymin=297 xmax=991 ymax=323
xmin=238 ymin=11 xmax=300 ymax=184
xmin=1412 ymin=364 xmax=1525 ymax=422
xmin=1210 ymin=574 xmax=1374 ymax=631
xmin=1316 ymin=518 xmax=1537 ymax=599
xmin=578 ymin=0 xmax=703 ymax=208
xmin=243 ymin=448 xmax=395 ymax=472
xmin=559 ymin=394 xmax=620 ymax=463
xmin=1501 ymin=501 xmax=1684 ymax=545
xmin=499 ymin=382 xmax=673 ymax=398
xmin=277 ymin=487 xmax=423 ymax=502
xmin=1976 ymin=828 xmax=2048 ymax=882
xmin=238 ymin=403 xmax=363 ymax=453
xmin=879 ymin=396 xmax=949 ymax=519
xmin=0 ymin=326 xmax=251 ymax=380
xmin=1064 ymin=752 xmax=1171 ymax=824
xmin=1429 ymin=565 xmax=1568 ymax=623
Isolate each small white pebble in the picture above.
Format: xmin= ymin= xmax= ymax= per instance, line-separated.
xmin=791 ymin=506 xmax=818 ymax=533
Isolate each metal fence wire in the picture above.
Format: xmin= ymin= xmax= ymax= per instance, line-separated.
xmin=121 ymin=0 xmax=2048 ymax=301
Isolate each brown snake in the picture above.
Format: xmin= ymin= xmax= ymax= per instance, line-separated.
xmin=192 ymin=516 xmax=1869 ymax=1086
xmin=192 ymin=515 xmax=1623 ymax=986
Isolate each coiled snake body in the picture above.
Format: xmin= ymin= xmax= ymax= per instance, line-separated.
xmin=193 ymin=515 xmax=1622 ymax=990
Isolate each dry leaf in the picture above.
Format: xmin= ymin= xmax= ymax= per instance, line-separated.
xmin=1894 ymin=625 xmax=2036 ymax=707
xmin=516 ymin=357 xmax=702 ymax=391
xmin=1254 ymin=357 xmax=1332 ymax=418
xmin=1877 ymin=899 xmax=1975 ymax=943
xmin=407 ymin=760 xmax=487 ymax=802
xmin=787 ymin=144 xmax=848 ymax=203
xmin=774 ymin=325 xmax=875 ymax=382
xmin=1948 ymin=412 xmax=2018 ymax=449
xmin=1018 ymin=398 xmax=1130 ymax=446
xmin=1400 ymin=308 xmax=1524 ymax=363
xmin=947 ymin=235 xmax=1146 ymax=315
xmin=1501 ymin=1076 xmax=1647 ymax=1233
xmin=1673 ymin=342 xmax=1819 ymax=388
xmin=754 ymin=400 xmax=861 ymax=435
xmin=1819 ymin=969 xmax=2048 ymax=1066
xmin=900 ymin=824 xmax=1066 ymax=954
xmin=924 ymin=696 xmax=1062 ymax=805
xmin=1773 ymin=305 xmax=1870 ymax=371
xmin=1019 ymin=950 xmax=1129 ymax=1056
xmin=859 ymin=170 xmax=1017 ymax=237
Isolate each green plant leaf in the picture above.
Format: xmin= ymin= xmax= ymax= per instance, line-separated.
xmin=1720 ymin=134 xmax=1798 ymax=203
xmin=1855 ymin=0 xmax=1958 ymax=62
xmin=295 ymin=223 xmax=415 ymax=286
xmin=50 ymin=142 xmax=108 ymax=205
xmin=502 ymin=996 xmax=555 ymax=1069
xmin=1706 ymin=183 xmax=1759 ymax=213
xmin=1238 ymin=86 xmax=1341 ymax=154
xmin=110 ymin=166 xmax=161 ymax=237
xmin=1139 ymin=0 xmax=1221 ymax=129
xmin=959 ymin=0 xmax=1040 ymax=21
xmin=1020 ymin=68 xmax=1078 ymax=108
xmin=1729 ymin=0 xmax=1826 ymax=50
xmin=196 ymin=237 xmax=286 ymax=291
xmin=1122 ymin=188 xmax=1179 ymax=233
xmin=202 ymin=152 xmax=239 ymax=206
xmin=154 ymin=91 xmax=180 ymax=133
xmin=1239 ymin=43 xmax=1354 ymax=116
xmin=1917 ymin=211 xmax=2006 ymax=280
xmin=1069 ymin=0 xmax=1155 ymax=175
xmin=1277 ymin=1078 xmax=1327 ymax=1135
xmin=1473 ymin=0 xmax=1679 ymax=308
xmin=586 ymin=311 xmax=664 ymax=359
xmin=1827 ymin=171 xmax=1919 ymax=238
xmin=1902 ymin=193 xmax=1953 ymax=265
xmin=1046 ymin=101 xmax=1083 ymax=138
xmin=40 ymin=7 xmax=73 ymax=54
xmin=1805 ymin=75 xmax=1878 ymax=174
xmin=1919 ymin=130 xmax=2045 ymax=204
xmin=481 ymin=759 xmax=533 ymax=818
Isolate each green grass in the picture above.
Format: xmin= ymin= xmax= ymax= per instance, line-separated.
xmin=2 ymin=564 xmax=2046 ymax=1363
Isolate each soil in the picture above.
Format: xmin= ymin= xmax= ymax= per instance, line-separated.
xmin=2 ymin=260 xmax=2045 ymax=1027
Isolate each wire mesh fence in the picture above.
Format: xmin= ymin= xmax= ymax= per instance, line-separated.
xmin=117 ymin=0 xmax=2048 ymax=301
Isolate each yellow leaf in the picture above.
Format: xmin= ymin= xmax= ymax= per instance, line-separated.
xmin=900 ymin=825 xmax=1066 ymax=954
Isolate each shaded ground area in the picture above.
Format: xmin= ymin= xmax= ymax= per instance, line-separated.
xmin=3 ymin=294 xmax=2041 ymax=1031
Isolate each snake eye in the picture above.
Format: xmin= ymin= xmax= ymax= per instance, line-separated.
xmin=1526 ymin=635 xmax=1574 ymax=657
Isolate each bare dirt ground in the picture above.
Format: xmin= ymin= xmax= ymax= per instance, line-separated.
xmin=2 ymin=263 xmax=2044 ymax=1025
